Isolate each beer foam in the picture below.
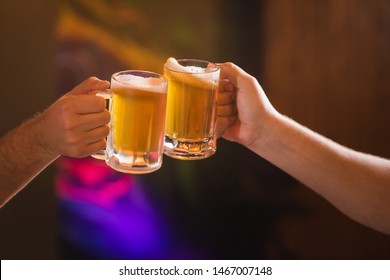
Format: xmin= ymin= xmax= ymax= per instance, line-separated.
xmin=164 ymin=57 xmax=220 ymax=89
xmin=112 ymin=73 xmax=167 ymax=93
xmin=165 ymin=57 xmax=206 ymax=74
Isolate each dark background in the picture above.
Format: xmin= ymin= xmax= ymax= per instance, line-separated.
xmin=1 ymin=0 xmax=390 ymax=259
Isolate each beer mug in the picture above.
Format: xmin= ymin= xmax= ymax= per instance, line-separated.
xmin=97 ymin=70 xmax=168 ymax=174
xmin=163 ymin=58 xmax=220 ymax=160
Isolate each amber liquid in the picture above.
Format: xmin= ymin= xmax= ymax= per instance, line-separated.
xmin=108 ymin=85 xmax=167 ymax=172
xmin=164 ymin=68 xmax=219 ymax=159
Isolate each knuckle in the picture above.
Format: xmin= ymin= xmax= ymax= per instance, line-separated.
xmin=87 ymin=76 xmax=99 ymax=84
xmin=59 ymin=97 xmax=76 ymax=112
xmin=62 ymin=118 xmax=76 ymax=130
xmin=224 ymin=62 xmax=235 ymax=69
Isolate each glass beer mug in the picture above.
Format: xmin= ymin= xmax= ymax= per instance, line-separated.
xmin=163 ymin=58 xmax=220 ymax=160
xmin=95 ymin=70 xmax=168 ymax=174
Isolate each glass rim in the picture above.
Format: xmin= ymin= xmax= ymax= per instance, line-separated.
xmin=164 ymin=58 xmax=220 ymax=74
xmin=111 ymin=70 xmax=167 ymax=85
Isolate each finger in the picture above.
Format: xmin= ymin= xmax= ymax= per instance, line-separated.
xmin=218 ymin=103 xmax=237 ymax=117
xmin=216 ymin=116 xmax=237 ymax=138
xmin=77 ymin=110 xmax=110 ymax=131
xmin=73 ymin=138 xmax=107 ymax=158
xmin=218 ymin=90 xmax=236 ymax=106
xmin=85 ymin=139 xmax=108 ymax=156
xmin=84 ymin=125 xmax=110 ymax=144
xmin=66 ymin=77 xmax=110 ymax=96
xmin=219 ymin=79 xmax=235 ymax=93
xmin=218 ymin=62 xmax=250 ymax=87
xmin=71 ymin=95 xmax=107 ymax=115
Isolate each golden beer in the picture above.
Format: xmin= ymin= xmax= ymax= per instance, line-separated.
xmin=111 ymin=87 xmax=166 ymax=154
xmin=163 ymin=58 xmax=220 ymax=160
xmin=106 ymin=71 xmax=167 ymax=174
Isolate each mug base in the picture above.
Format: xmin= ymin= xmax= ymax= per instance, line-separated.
xmin=164 ymin=136 xmax=216 ymax=160
xmin=106 ymin=155 xmax=162 ymax=174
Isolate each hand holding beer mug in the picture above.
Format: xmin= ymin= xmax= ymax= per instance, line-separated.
xmin=164 ymin=58 xmax=220 ymax=160
xmin=97 ymin=70 xmax=167 ymax=174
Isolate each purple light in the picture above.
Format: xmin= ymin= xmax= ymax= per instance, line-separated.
xmin=56 ymin=157 xmax=173 ymax=259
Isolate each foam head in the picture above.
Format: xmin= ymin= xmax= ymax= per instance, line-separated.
xmin=164 ymin=57 xmax=220 ymax=89
xmin=112 ymin=72 xmax=167 ymax=94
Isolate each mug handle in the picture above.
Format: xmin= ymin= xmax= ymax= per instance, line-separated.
xmin=91 ymin=89 xmax=112 ymax=160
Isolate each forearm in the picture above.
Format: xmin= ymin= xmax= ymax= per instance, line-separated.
xmin=0 ymin=116 xmax=58 ymax=207
xmin=250 ymin=113 xmax=390 ymax=233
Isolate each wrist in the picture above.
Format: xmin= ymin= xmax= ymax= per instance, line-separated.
xmin=25 ymin=113 xmax=59 ymax=161
xmin=245 ymin=110 xmax=284 ymax=156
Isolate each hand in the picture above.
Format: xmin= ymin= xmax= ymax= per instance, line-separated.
xmin=216 ymin=79 xmax=237 ymax=138
xmin=217 ymin=63 xmax=278 ymax=149
xmin=35 ymin=77 xmax=110 ymax=158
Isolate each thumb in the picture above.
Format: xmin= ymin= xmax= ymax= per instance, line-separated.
xmin=218 ymin=62 xmax=252 ymax=88
xmin=66 ymin=77 xmax=110 ymax=96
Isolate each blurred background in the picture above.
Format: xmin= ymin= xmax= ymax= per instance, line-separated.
xmin=1 ymin=0 xmax=390 ymax=259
